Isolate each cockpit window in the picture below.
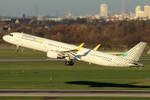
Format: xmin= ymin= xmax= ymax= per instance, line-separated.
xmin=9 ymin=34 xmax=13 ymax=36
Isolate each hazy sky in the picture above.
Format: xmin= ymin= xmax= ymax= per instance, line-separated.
xmin=0 ymin=0 xmax=149 ymax=17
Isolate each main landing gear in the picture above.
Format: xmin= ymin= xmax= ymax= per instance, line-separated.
xmin=65 ymin=59 xmax=74 ymax=66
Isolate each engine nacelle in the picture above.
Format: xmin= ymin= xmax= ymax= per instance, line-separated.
xmin=47 ymin=51 xmax=58 ymax=59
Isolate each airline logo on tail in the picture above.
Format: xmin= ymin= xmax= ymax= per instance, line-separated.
xmin=122 ymin=52 xmax=128 ymax=57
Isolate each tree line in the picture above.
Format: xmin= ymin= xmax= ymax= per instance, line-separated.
xmin=2 ymin=20 xmax=150 ymax=49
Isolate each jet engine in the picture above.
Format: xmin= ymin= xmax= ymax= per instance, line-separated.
xmin=47 ymin=51 xmax=58 ymax=59
xmin=47 ymin=51 xmax=74 ymax=66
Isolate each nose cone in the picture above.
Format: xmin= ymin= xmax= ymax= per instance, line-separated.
xmin=2 ymin=35 xmax=9 ymax=42
xmin=3 ymin=35 xmax=7 ymax=41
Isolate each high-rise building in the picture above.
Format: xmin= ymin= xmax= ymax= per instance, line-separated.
xmin=138 ymin=11 xmax=145 ymax=18
xmin=100 ymin=3 xmax=108 ymax=17
xmin=135 ymin=5 xmax=150 ymax=19
xmin=135 ymin=5 xmax=142 ymax=18
xmin=144 ymin=5 xmax=150 ymax=19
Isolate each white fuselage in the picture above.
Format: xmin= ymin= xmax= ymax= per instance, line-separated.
xmin=3 ymin=33 xmax=135 ymax=67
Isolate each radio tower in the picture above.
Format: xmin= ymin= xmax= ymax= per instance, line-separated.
xmin=121 ymin=0 xmax=125 ymax=15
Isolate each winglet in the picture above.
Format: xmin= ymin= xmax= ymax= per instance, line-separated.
xmin=93 ymin=44 xmax=101 ymax=51
xmin=76 ymin=43 xmax=85 ymax=51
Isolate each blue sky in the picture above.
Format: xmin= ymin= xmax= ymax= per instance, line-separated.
xmin=0 ymin=0 xmax=149 ymax=16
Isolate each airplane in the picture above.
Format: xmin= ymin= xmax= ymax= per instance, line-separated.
xmin=3 ymin=32 xmax=147 ymax=67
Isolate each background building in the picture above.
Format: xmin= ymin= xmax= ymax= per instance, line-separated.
xmin=135 ymin=5 xmax=150 ymax=19
xmin=144 ymin=5 xmax=150 ymax=19
xmin=135 ymin=5 xmax=145 ymax=18
xmin=100 ymin=3 xmax=108 ymax=17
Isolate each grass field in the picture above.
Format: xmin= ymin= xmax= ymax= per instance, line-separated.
xmin=0 ymin=61 xmax=149 ymax=90
xmin=0 ymin=47 xmax=150 ymax=99
xmin=0 ymin=48 xmax=150 ymax=90
xmin=0 ymin=45 xmax=46 ymax=58
xmin=0 ymin=47 xmax=149 ymax=90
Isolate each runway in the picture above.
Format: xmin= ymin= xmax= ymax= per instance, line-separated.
xmin=0 ymin=90 xmax=150 ymax=97
xmin=0 ymin=57 xmax=149 ymax=62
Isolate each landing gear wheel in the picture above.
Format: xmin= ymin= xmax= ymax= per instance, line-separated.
xmin=65 ymin=61 xmax=69 ymax=65
xmin=69 ymin=60 xmax=74 ymax=66
xmin=65 ymin=60 xmax=74 ymax=66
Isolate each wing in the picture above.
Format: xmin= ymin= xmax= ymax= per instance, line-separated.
xmin=56 ymin=43 xmax=85 ymax=60
xmin=60 ymin=43 xmax=85 ymax=53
